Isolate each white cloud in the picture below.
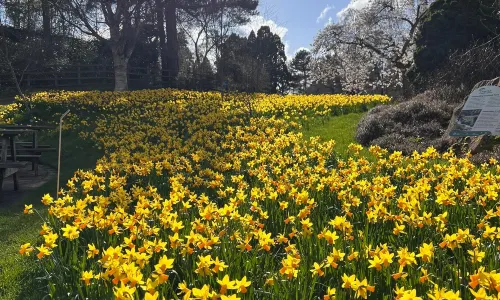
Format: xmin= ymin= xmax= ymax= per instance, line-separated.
xmin=284 ymin=41 xmax=292 ymax=61
xmin=317 ymin=5 xmax=334 ymax=23
xmin=337 ymin=0 xmax=371 ymax=18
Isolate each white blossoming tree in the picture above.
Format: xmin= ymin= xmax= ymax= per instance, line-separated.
xmin=312 ymin=0 xmax=432 ymax=95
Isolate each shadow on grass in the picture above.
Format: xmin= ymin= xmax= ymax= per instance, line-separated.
xmin=0 ymin=130 xmax=102 ymax=300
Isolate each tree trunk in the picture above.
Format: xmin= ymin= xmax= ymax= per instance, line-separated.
xmin=303 ymin=70 xmax=307 ymax=93
xmin=112 ymin=51 xmax=129 ymax=91
xmin=334 ymin=75 xmax=343 ymax=93
xmin=156 ymin=0 xmax=167 ymax=83
xmin=42 ymin=0 xmax=51 ymax=59
xmin=401 ymin=69 xmax=412 ymax=99
xmin=165 ymin=0 xmax=179 ymax=81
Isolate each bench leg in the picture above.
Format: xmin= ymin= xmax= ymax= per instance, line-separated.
xmin=9 ymin=138 xmax=18 ymax=191
xmin=32 ymin=132 xmax=38 ymax=171
xmin=13 ymin=172 xmax=18 ymax=191
xmin=34 ymin=159 xmax=39 ymax=176
xmin=0 ymin=170 xmax=4 ymax=194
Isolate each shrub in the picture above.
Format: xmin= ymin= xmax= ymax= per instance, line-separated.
xmin=424 ymin=42 xmax=500 ymax=93
xmin=409 ymin=0 xmax=500 ymax=90
xmin=356 ymin=86 xmax=464 ymax=153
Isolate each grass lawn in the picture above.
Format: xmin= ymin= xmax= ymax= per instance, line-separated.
xmin=0 ymin=131 xmax=102 ymax=300
xmin=301 ymin=112 xmax=366 ymax=153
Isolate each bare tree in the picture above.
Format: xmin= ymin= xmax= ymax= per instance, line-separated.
xmin=57 ymin=0 xmax=147 ymax=91
xmin=0 ymin=26 xmax=28 ymax=98
xmin=0 ymin=7 xmax=42 ymax=98
xmin=431 ymin=35 xmax=500 ymax=91
xmin=178 ymin=5 xmax=218 ymax=72
xmin=163 ymin=0 xmax=257 ymax=83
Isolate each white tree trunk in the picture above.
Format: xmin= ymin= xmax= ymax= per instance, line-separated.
xmin=112 ymin=52 xmax=129 ymax=91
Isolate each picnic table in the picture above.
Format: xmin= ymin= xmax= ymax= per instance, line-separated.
xmin=0 ymin=129 xmax=33 ymax=191
xmin=0 ymin=125 xmax=55 ymax=150
xmin=0 ymin=125 xmax=56 ymax=192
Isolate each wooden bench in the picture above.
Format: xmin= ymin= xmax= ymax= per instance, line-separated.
xmin=1 ymin=143 xmax=56 ymax=175
xmin=17 ymin=142 xmax=53 ymax=148
xmin=0 ymin=126 xmax=54 ymax=193
xmin=0 ymin=161 xmax=28 ymax=191
xmin=4 ymin=143 xmax=56 ymax=153
xmin=5 ymin=154 xmax=42 ymax=176
xmin=7 ymin=155 xmax=42 ymax=159
xmin=0 ymin=146 xmax=56 ymax=152
xmin=17 ymin=147 xmax=57 ymax=152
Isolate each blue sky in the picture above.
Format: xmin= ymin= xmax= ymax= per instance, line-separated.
xmin=238 ymin=0 xmax=354 ymax=59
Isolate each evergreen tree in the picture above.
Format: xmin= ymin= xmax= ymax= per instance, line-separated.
xmin=251 ymin=26 xmax=291 ymax=93
xmin=217 ymin=32 xmax=269 ymax=92
xmin=290 ymin=49 xmax=311 ymax=94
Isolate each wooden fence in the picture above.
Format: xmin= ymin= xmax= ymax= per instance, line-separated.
xmin=0 ymin=64 xmax=174 ymax=92
xmin=0 ymin=65 xmax=228 ymax=102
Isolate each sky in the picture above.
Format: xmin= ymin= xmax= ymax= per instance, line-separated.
xmin=237 ymin=0 xmax=368 ymax=60
xmin=0 ymin=0 xmax=363 ymax=62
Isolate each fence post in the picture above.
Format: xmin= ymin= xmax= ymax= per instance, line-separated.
xmin=56 ymin=109 xmax=70 ymax=200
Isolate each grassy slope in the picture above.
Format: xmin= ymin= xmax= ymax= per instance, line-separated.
xmin=301 ymin=112 xmax=365 ymax=153
xmin=0 ymin=131 xmax=102 ymax=300
xmin=0 ymin=112 xmax=366 ymax=299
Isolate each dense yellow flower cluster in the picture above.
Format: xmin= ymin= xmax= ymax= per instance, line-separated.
xmin=254 ymin=94 xmax=390 ymax=118
xmin=15 ymin=89 xmax=498 ymax=299
xmin=15 ymin=89 xmax=390 ymax=126
xmin=17 ymin=89 xmax=389 ymax=108
xmin=0 ymin=102 xmax=22 ymax=124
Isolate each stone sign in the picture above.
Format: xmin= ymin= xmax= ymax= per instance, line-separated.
xmin=450 ymin=85 xmax=500 ymax=137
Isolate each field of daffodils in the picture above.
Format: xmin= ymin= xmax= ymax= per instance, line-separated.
xmin=7 ymin=89 xmax=500 ymax=299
